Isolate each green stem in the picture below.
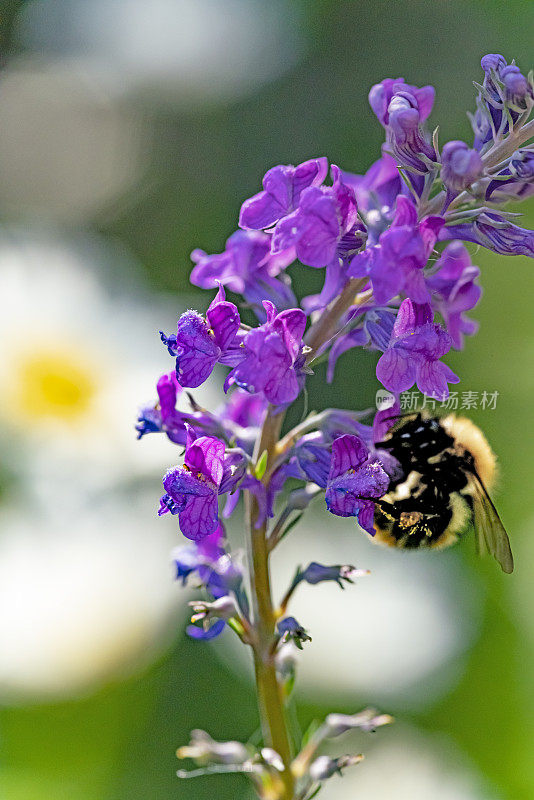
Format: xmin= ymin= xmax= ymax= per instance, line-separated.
xmin=304 ymin=277 xmax=370 ymax=361
xmin=246 ymin=408 xmax=295 ymax=799
xmin=244 ymin=279 xmax=372 ymax=798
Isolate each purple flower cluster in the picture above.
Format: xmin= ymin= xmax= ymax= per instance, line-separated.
xmin=137 ymin=53 xmax=533 ymax=645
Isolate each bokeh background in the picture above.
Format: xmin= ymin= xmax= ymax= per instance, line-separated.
xmin=1 ymin=2 xmax=533 ymax=798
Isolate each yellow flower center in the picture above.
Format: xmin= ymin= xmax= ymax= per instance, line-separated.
xmin=4 ymin=347 xmax=99 ymax=426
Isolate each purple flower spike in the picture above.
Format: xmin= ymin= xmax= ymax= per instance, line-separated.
xmin=159 ymin=428 xmax=226 ymax=541
xmin=349 ymin=196 xmax=443 ymax=304
xmin=190 ymin=230 xmax=296 ymax=315
xmin=229 ymin=302 xmax=307 ymax=406
xmin=369 ymin=78 xmax=435 ymax=127
xmin=162 ymin=287 xmax=242 ymax=389
xmin=427 ymin=242 xmax=481 ymax=348
xmin=376 ymin=299 xmax=460 ymax=399
xmin=239 ymin=158 xmax=328 ymax=230
xmin=441 ymin=141 xmax=483 ymax=194
xmin=325 ymin=435 xmax=389 ymax=535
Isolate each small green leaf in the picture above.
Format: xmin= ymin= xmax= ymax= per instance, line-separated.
xmin=254 ymin=449 xmax=268 ymax=480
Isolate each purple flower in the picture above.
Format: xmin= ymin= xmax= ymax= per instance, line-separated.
xmin=229 ymin=301 xmax=307 ymax=406
xmin=369 ymin=77 xmax=435 ymax=127
xmin=173 ymin=522 xmax=249 ymax=641
xmin=441 ymin=140 xmax=483 ymax=194
xmin=136 ymin=370 xmax=190 ymax=444
xmin=325 ymin=435 xmax=389 ymax=535
xmin=173 ymin=522 xmax=225 ymax=584
xmin=187 ymin=619 xmax=226 ymax=640
xmin=375 ymin=299 xmax=460 ymax=399
xmin=426 ymin=242 xmax=481 ymax=348
xmin=159 ymin=427 xmax=226 ymax=541
xmin=441 ymin=213 xmax=534 ymax=258
xmin=294 ymin=434 xmax=332 ymax=487
xmin=277 ymin=616 xmax=311 ymax=649
xmin=297 ymin=562 xmax=361 ymax=588
xmin=272 ymin=166 xmax=362 ymax=268
xmin=486 ymin=150 xmax=534 ymax=200
xmin=349 ymin=196 xmax=443 ymax=304
xmin=161 ymin=286 xmax=242 ymax=388
xmin=239 ymin=157 xmax=328 ymax=230
xmin=190 ymin=230 xmax=296 ymax=315
xmin=213 ymin=389 xmax=267 ymax=453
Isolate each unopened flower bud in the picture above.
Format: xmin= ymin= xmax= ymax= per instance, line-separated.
xmin=386 ymin=91 xmax=436 ymax=171
xmin=299 ymin=562 xmax=370 ymax=588
xmin=441 ymin=141 xmax=483 ymax=193
xmin=176 ymin=729 xmax=249 ymax=765
xmin=275 ymin=641 xmax=300 ymax=681
xmin=277 ymin=616 xmax=311 ymax=650
xmin=480 ymin=53 xmax=506 ymax=73
xmin=510 ymin=150 xmax=534 ymax=180
xmin=325 ymin=708 xmax=394 ymax=737
xmin=261 ymin=747 xmax=284 ymax=771
xmin=309 ymin=753 xmax=363 ymax=781
xmin=500 ymin=64 xmax=531 ymax=107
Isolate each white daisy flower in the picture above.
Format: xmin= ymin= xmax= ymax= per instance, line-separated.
xmin=0 ymin=227 xmax=215 ymax=499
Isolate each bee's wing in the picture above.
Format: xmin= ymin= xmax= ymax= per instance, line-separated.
xmin=469 ymin=470 xmax=514 ymax=574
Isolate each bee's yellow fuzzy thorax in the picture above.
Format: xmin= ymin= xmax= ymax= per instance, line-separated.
xmin=441 ymin=415 xmax=497 ymax=490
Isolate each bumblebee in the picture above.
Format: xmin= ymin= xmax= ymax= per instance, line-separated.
xmin=373 ymin=412 xmax=514 ymax=573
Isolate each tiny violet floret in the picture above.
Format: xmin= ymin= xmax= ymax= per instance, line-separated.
xmin=277 ymin=616 xmax=312 ymax=649
xmin=190 ymin=229 xmax=296 ymax=314
xmin=229 ymin=301 xmax=307 ymax=405
xmin=426 ymin=242 xmax=481 ymax=349
xmin=239 ymin=157 xmax=328 ymax=230
xmin=297 ymin=562 xmax=369 ymax=588
xmin=161 ymin=286 xmax=242 ymax=388
xmin=325 ymin=434 xmax=390 ymax=535
xmin=349 ymin=195 xmax=443 ymax=304
xmin=159 ymin=426 xmax=226 ymax=541
xmin=376 ymin=298 xmax=460 ymax=399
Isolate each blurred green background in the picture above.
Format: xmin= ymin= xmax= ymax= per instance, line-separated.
xmin=1 ymin=1 xmax=533 ymax=798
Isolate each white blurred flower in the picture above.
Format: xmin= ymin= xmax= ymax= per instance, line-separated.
xmin=0 ymin=228 xmax=213 ymax=500
xmin=0 ymin=64 xmax=144 ymax=222
xmin=19 ymin=0 xmax=304 ymax=105
xmin=0 ymin=497 xmax=186 ymax=702
xmin=222 ymin=507 xmax=483 ymax=709
xmin=320 ymin=729 xmax=499 ymax=800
